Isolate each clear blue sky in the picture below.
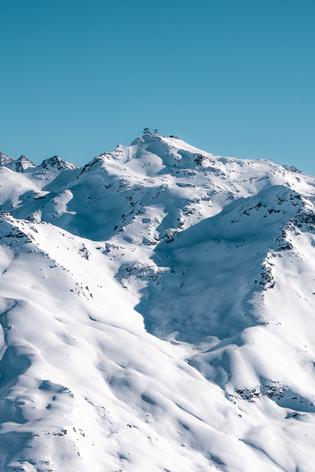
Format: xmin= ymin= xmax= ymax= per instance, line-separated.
xmin=1 ymin=0 xmax=314 ymax=174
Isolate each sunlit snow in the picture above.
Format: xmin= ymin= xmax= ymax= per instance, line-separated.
xmin=0 ymin=129 xmax=315 ymax=471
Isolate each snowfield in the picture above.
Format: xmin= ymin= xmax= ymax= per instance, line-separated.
xmin=1 ymin=130 xmax=315 ymax=471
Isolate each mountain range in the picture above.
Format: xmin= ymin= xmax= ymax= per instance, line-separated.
xmin=0 ymin=129 xmax=315 ymax=471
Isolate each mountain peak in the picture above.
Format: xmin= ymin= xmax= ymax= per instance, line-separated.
xmin=39 ymin=155 xmax=78 ymax=171
xmin=130 ymin=128 xmax=162 ymax=146
xmin=0 ymin=151 xmax=14 ymax=166
xmin=14 ymin=155 xmax=35 ymax=172
xmin=1 ymin=134 xmax=315 ymax=470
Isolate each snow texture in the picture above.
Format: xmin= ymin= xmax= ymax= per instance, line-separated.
xmin=1 ymin=130 xmax=315 ymax=471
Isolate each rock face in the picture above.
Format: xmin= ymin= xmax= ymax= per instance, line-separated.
xmin=0 ymin=130 xmax=315 ymax=471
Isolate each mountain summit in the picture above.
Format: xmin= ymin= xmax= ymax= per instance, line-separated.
xmin=0 ymin=151 xmax=14 ymax=166
xmin=39 ymin=155 xmax=78 ymax=171
xmin=0 ymin=133 xmax=315 ymax=471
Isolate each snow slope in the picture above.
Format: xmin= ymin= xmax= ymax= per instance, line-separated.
xmin=1 ymin=130 xmax=315 ymax=471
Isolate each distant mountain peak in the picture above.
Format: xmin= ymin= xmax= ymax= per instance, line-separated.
xmin=14 ymin=155 xmax=35 ymax=172
xmin=0 ymin=151 xmax=14 ymax=166
xmin=39 ymin=155 xmax=78 ymax=171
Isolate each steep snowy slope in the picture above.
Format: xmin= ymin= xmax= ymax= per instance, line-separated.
xmin=1 ymin=130 xmax=315 ymax=471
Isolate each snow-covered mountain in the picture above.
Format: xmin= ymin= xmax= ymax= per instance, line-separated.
xmin=1 ymin=129 xmax=315 ymax=471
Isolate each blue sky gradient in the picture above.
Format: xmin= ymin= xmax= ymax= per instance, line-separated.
xmin=1 ymin=0 xmax=314 ymax=173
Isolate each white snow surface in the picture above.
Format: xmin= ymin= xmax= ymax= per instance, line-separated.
xmin=1 ymin=130 xmax=315 ymax=471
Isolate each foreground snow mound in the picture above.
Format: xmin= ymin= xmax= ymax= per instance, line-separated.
xmin=1 ymin=130 xmax=315 ymax=471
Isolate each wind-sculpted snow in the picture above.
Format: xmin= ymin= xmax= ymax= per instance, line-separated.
xmin=1 ymin=130 xmax=315 ymax=471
